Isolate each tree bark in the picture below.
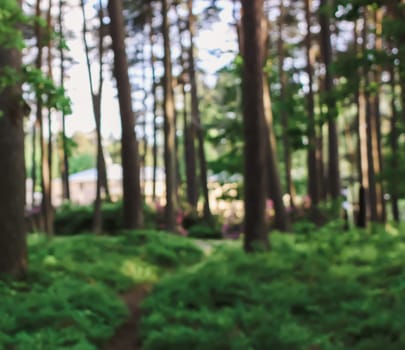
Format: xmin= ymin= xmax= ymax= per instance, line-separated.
xmin=36 ymin=0 xmax=53 ymax=235
xmin=0 ymin=3 xmax=27 ymax=276
xmin=187 ymin=0 xmax=212 ymax=221
xmin=304 ymin=0 xmax=323 ymax=225
xmin=389 ymin=66 xmax=400 ymax=222
xmin=241 ymin=0 xmax=269 ymax=252
xmin=319 ymin=0 xmax=340 ymax=200
xmin=162 ymin=0 xmax=177 ymax=231
xmin=277 ymin=0 xmax=295 ymax=209
xmin=147 ymin=6 xmax=159 ymax=202
xmin=108 ymin=0 xmax=143 ymax=229
xmin=58 ymin=0 xmax=70 ymax=200
xmin=262 ymin=77 xmax=290 ymax=232
xmin=81 ymin=0 xmax=110 ymax=233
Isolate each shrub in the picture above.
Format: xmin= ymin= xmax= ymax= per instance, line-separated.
xmin=54 ymin=201 xmax=157 ymax=235
xmin=187 ymin=224 xmax=222 ymax=239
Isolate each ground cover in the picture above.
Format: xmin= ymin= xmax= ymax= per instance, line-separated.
xmin=140 ymin=224 xmax=405 ymax=350
xmin=0 ymin=230 xmax=204 ymax=350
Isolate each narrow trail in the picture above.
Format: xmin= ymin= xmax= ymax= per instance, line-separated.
xmin=103 ymin=284 xmax=151 ymax=350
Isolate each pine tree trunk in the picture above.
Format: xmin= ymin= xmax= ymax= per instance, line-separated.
xmin=277 ymin=0 xmax=295 ymax=209
xmin=263 ymin=77 xmax=290 ymax=232
xmin=148 ymin=8 xmax=159 ymax=202
xmin=187 ymin=0 xmax=211 ymax=220
xmin=162 ymin=0 xmax=178 ymax=231
xmin=0 ymin=26 xmax=27 ymax=276
xmin=108 ymin=0 xmax=143 ymax=229
xmin=241 ymin=0 xmax=269 ymax=251
xmin=304 ymin=0 xmax=323 ymax=224
xmin=319 ymin=0 xmax=340 ymax=200
xmin=182 ymin=85 xmax=198 ymax=208
xmin=58 ymin=0 xmax=70 ymax=200
xmin=389 ymin=67 xmax=400 ymax=222
xmin=36 ymin=0 xmax=53 ymax=235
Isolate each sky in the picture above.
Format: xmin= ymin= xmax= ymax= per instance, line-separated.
xmin=62 ymin=0 xmax=237 ymax=139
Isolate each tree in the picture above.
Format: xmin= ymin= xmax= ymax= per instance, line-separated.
xmin=108 ymin=0 xmax=143 ymax=229
xmin=241 ymin=0 xmax=269 ymax=252
xmin=262 ymin=15 xmax=290 ymax=232
xmin=277 ymin=0 xmax=295 ymax=209
xmin=162 ymin=0 xmax=178 ymax=231
xmin=319 ymin=0 xmax=340 ymax=201
xmin=35 ymin=0 xmax=54 ymax=235
xmin=81 ymin=0 xmax=110 ymax=233
xmin=187 ymin=0 xmax=212 ymax=221
xmin=0 ymin=0 xmax=27 ymax=276
xmin=57 ymin=0 xmax=70 ymax=201
xmin=304 ymin=0 xmax=323 ymax=224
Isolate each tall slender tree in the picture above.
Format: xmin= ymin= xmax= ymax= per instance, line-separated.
xmin=304 ymin=0 xmax=322 ymax=224
xmin=277 ymin=0 xmax=295 ymax=209
xmin=36 ymin=0 xmax=53 ymax=235
xmin=108 ymin=0 xmax=143 ymax=229
xmin=241 ymin=0 xmax=269 ymax=251
xmin=0 ymin=0 xmax=27 ymax=276
xmin=81 ymin=0 xmax=110 ymax=233
xmin=57 ymin=0 xmax=70 ymax=201
xmin=187 ymin=0 xmax=212 ymax=221
xmin=162 ymin=0 xmax=178 ymax=231
xmin=319 ymin=0 xmax=340 ymax=201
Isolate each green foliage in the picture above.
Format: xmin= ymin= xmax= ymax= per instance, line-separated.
xmin=141 ymin=226 xmax=405 ymax=349
xmin=23 ymin=65 xmax=72 ymax=114
xmin=0 ymin=0 xmax=27 ymax=49
xmin=187 ymin=224 xmax=222 ymax=240
xmin=54 ymin=201 xmax=157 ymax=235
xmin=0 ymin=230 xmax=204 ymax=349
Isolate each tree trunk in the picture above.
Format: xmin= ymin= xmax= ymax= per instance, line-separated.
xmin=263 ymin=77 xmax=290 ymax=232
xmin=187 ymin=0 xmax=211 ymax=220
xmin=162 ymin=0 xmax=177 ymax=231
xmin=277 ymin=0 xmax=295 ymax=209
xmin=241 ymin=0 xmax=269 ymax=252
xmin=31 ymin=120 xmax=38 ymax=207
xmin=147 ymin=7 xmax=159 ymax=202
xmin=58 ymin=0 xmax=70 ymax=201
xmin=182 ymin=84 xmax=198 ymax=208
xmin=0 ymin=22 xmax=27 ymax=277
xmin=304 ymin=0 xmax=323 ymax=225
xmin=389 ymin=66 xmax=400 ymax=222
xmin=370 ymin=8 xmax=385 ymax=222
xmin=176 ymin=4 xmax=198 ymax=211
xmin=355 ymin=15 xmax=369 ymax=228
xmin=108 ymin=0 xmax=143 ymax=229
xmin=36 ymin=0 xmax=53 ymax=235
xmin=319 ymin=0 xmax=340 ymax=200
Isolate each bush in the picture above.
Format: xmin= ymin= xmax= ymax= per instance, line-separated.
xmin=187 ymin=224 xmax=222 ymax=239
xmin=54 ymin=201 xmax=157 ymax=235
xmin=123 ymin=230 xmax=204 ymax=268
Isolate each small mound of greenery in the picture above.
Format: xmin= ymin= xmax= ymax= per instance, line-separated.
xmin=54 ymin=201 xmax=157 ymax=234
xmin=187 ymin=224 xmax=222 ymax=239
xmin=0 ymin=230 xmax=204 ymax=349
xmin=140 ymin=226 xmax=405 ymax=349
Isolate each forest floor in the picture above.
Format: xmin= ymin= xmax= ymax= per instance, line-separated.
xmin=104 ymin=284 xmax=152 ymax=350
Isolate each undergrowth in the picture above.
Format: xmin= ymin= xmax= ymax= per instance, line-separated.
xmin=140 ymin=225 xmax=405 ymax=350
xmin=0 ymin=230 xmax=204 ymax=350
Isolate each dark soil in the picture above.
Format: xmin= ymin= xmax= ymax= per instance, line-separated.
xmin=103 ymin=284 xmax=151 ymax=350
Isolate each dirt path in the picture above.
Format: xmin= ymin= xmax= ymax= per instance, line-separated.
xmin=103 ymin=284 xmax=151 ymax=350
